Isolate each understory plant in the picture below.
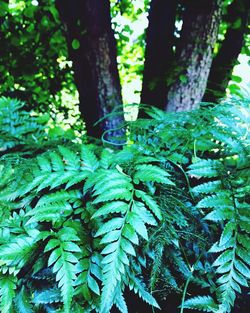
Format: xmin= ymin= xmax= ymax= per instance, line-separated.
xmin=0 ymin=97 xmax=249 ymax=312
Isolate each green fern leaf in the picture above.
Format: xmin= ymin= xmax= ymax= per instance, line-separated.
xmin=216 ymin=262 xmax=232 ymax=274
xmin=113 ymin=285 xmax=128 ymax=313
xmin=37 ymin=155 xmax=51 ymax=172
xmin=93 ymin=170 xmax=132 ymax=193
xmin=213 ymin=250 xmax=234 ymax=267
xmin=65 ymin=171 xmax=89 ymax=189
xmin=58 ymin=146 xmax=80 ymax=170
xmin=92 ymin=201 xmax=128 ymax=219
xmin=197 ymin=194 xmax=232 ymax=209
xmin=15 ymin=286 xmax=33 ymax=312
xmin=0 ymin=274 xmax=17 ymax=313
xmin=93 ymin=178 xmax=133 ymax=197
xmin=50 ymin=151 xmax=64 ymax=171
xmin=192 ymin=181 xmax=222 ymax=194
xmin=132 ymin=201 xmax=157 ymax=226
xmin=126 ymin=212 xmax=148 ymax=240
xmin=134 ymin=164 xmax=174 ymax=185
xmin=0 ymin=235 xmax=38 ymax=272
xmin=182 ymin=295 xmax=218 ymax=312
xmin=122 ymin=224 xmax=139 ymax=245
xmin=127 ymin=272 xmax=160 ymax=309
xmin=93 ymin=188 xmax=132 ymax=204
xmin=95 ymin=218 xmax=124 ymax=237
xmin=36 ymin=190 xmax=82 ymax=207
xmin=209 ymin=239 xmax=234 ymax=253
xmin=25 ymin=202 xmax=72 ymax=225
xmin=188 ymin=159 xmax=221 ymax=178
xmin=75 ymin=253 xmax=101 ymax=299
xmin=234 ymin=259 xmax=250 ymax=279
xmin=237 ymin=234 xmax=250 ymax=251
xmin=45 ymin=227 xmax=81 ymax=313
xmin=237 ymin=249 xmax=250 ymax=270
xmin=32 ymin=288 xmax=61 ymax=305
xmin=204 ymin=208 xmax=234 ymax=221
xmin=219 ymin=222 xmax=235 ymax=246
xmin=81 ymin=146 xmax=99 ymax=172
xmin=83 ymin=171 xmax=107 ymax=194
xmin=135 ymin=189 xmax=162 ymax=220
xmin=95 ymin=200 xmax=151 ymax=312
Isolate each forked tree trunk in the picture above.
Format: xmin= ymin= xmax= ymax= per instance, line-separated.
xmin=140 ymin=0 xmax=178 ymax=112
xmin=165 ymin=0 xmax=223 ymax=112
xmin=56 ymin=0 xmax=124 ymax=141
xmin=203 ymin=0 xmax=249 ymax=102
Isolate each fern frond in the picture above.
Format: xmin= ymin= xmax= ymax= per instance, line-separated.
xmin=113 ymin=285 xmax=128 ymax=313
xmin=15 ymin=286 xmax=33 ymax=313
xmin=182 ymin=295 xmax=218 ymax=312
xmin=197 ymin=194 xmax=233 ymax=209
xmin=192 ymin=181 xmax=222 ymax=194
xmin=58 ymin=146 xmax=80 ymax=170
xmin=0 ymin=274 xmax=17 ymax=313
xmin=188 ymin=159 xmax=222 ymax=178
xmin=133 ymin=164 xmax=174 ymax=185
xmin=135 ymin=189 xmax=162 ymax=220
xmin=0 ymin=235 xmax=39 ymax=273
xmin=36 ymin=190 xmax=82 ymax=207
xmin=25 ymin=201 xmax=73 ymax=225
xmin=44 ymin=227 xmax=81 ymax=313
xmin=127 ymin=271 xmax=160 ymax=309
xmin=93 ymin=189 xmax=156 ymax=312
xmin=93 ymin=188 xmax=132 ymax=203
xmin=92 ymin=201 xmax=128 ymax=219
xmin=81 ymin=145 xmax=99 ymax=172
xmin=32 ymin=287 xmax=61 ymax=305
xmin=75 ymin=251 xmax=102 ymax=300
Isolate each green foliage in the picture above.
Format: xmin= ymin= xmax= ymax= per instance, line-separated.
xmin=0 ymin=100 xmax=170 ymax=311
xmin=0 ymin=97 xmax=249 ymax=312
xmin=0 ymin=97 xmax=47 ymax=152
xmin=129 ymin=98 xmax=249 ymax=312
xmin=0 ymin=97 xmax=80 ymax=157
xmin=0 ymin=0 xmax=76 ymax=118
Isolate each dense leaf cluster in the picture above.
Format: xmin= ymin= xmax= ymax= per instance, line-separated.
xmin=0 ymin=97 xmax=249 ymax=312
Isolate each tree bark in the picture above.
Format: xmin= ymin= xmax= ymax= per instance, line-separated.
xmin=165 ymin=0 xmax=223 ymax=112
xmin=140 ymin=0 xmax=178 ymax=112
xmin=55 ymin=0 xmax=124 ymax=142
xmin=203 ymin=0 xmax=249 ymax=103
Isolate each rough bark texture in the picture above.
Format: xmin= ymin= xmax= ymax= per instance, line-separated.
xmin=140 ymin=0 xmax=178 ymax=112
xmin=203 ymin=0 xmax=249 ymax=102
xmin=56 ymin=0 xmax=124 ymax=141
xmin=166 ymin=0 xmax=223 ymax=112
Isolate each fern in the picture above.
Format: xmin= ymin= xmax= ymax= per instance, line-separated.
xmin=0 ymin=97 xmax=46 ymax=153
xmin=44 ymin=227 xmax=81 ymax=313
xmin=182 ymin=295 xmax=218 ymax=312
xmin=187 ymin=154 xmax=249 ymax=312
xmin=90 ymin=164 xmax=164 ymax=312
xmin=15 ymin=286 xmax=33 ymax=313
xmin=133 ymin=164 xmax=174 ymax=185
xmin=127 ymin=271 xmax=160 ymax=309
xmin=0 ymin=234 xmax=39 ymax=274
xmin=0 ymin=274 xmax=17 ymax=313
xmin=32 ymin=287 xmax=61 ymax=305
xmin=0 ymin=97 xmax=249 ymax=312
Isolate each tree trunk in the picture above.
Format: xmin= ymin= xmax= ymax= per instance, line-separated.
xmin=203 ymin=0 xmax=249 ymax=102
xmin=140 ymin=0 xmax=178 ymax=112
xmin=165 ymin=0 xmax=223 ymax=112
xmin=55 ymin=0 xmax=124 ymax=142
